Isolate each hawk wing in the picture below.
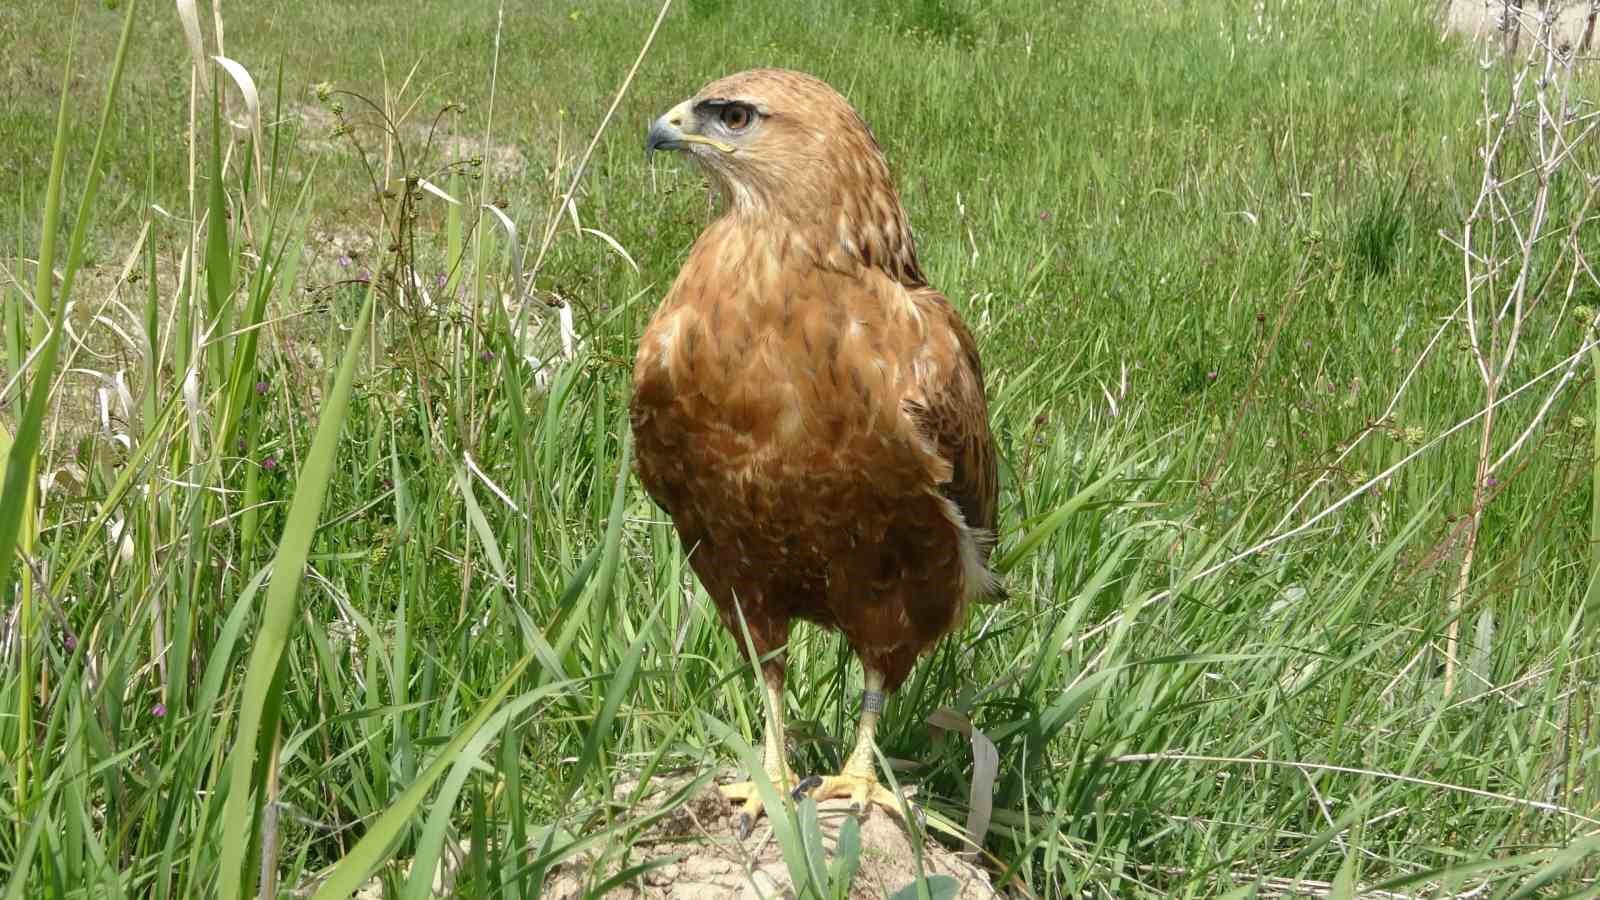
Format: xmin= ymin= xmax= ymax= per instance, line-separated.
xmin=902 ymin=288 xmax=1002 ymax=598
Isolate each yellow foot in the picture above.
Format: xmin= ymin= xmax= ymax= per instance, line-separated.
xmin=792 ymin=772 xmax=907 ymax=818
xmin=718 ymin=774 xmax=802 ymax=839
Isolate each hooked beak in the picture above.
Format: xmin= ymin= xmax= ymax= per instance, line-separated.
xmin=646 ymin=101 xmax=694 ymax=158
xmin=646 ymin=99 xmax=737 ymax=159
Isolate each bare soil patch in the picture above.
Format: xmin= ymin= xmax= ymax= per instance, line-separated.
xmin=543 ymin=774 xmax=1002 ymax=900
xmin=1445 ymin=1 xmax=1599 ymax=57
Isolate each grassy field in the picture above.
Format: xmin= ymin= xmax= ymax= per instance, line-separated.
xmin=3 ymin=0 xmax=1599 ymax=896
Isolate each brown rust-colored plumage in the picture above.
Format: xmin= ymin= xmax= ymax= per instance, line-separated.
xmin=632 ymin=68 xmax=999 ymax=828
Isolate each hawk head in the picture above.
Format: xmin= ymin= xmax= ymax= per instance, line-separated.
xmin=647 ymin=68 xmax=923 ymax=283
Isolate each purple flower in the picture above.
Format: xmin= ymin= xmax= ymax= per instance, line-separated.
xmin=479 ymin=350 xmax=496 ymax=362
xmin=434 ymin=273 xmax=447 ymax=289
xmin=237 ymin=437 xmax=247 ymax=451
xmin=1485 ymin=476 xmax=1499 ymax=488
xmin=338 ymin=254 xmax=352 ymax=268
xmin=255 ymin=380 xmax=269 ymax=395
xmin=63 ymin=632 xmax=77 ymax=653
xmin=1038 ymin=211 xmax=1051 ymax=221
xmin=358 ymin=269 xmax=372 ymax=283
xmin=1206 ymin=371 xmax=1218 ymax=381
xmin=151 ymin=703 xmax=167 ymax=719
xmin=262 ymin=456 xmax=278 ymax=472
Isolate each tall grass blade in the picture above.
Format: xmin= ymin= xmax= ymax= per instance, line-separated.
xmin=216 ymin=283 xmax=377 ymax=898
xmin=2 ymin=4 xmax=136 ymax=862
xmin=311 ymin=655 xmax=537 ymax=900
xmin=1588 ymin=344 xmax=1600 ymax=616
xmin=993 ymin=458 xmax=1128 ymax=575
xmin=399 ymin=678 xmax=578 ymax=900
xmin=203 ymin=76 xmax=235 ymax=386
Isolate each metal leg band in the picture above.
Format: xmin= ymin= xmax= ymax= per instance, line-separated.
xmin=861 ymin=689 xmax=885 ymax=714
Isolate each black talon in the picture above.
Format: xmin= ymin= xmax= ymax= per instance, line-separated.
xmin=736 ymin=812 xmax=754 ymax=840
xmin=790 ymin=775 xmax=823 ymax=801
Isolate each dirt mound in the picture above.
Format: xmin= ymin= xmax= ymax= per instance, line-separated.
xmin=544 ymin=773 xmax=1001 ymax=899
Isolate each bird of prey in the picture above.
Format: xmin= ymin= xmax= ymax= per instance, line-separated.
xmin=632 ymin=68 xmax=1000 ymax=834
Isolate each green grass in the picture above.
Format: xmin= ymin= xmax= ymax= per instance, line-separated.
xmin=3 ymin=0 xmax=1599 ymax=896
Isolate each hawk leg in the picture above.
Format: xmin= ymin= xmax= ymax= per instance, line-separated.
xmin=718 ymin=665 xmax=801 ymax=838
xmin=794 ymin=667 xmax=904 ymax=816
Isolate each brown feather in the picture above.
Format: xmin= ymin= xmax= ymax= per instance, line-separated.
xmin=631 ymin=69 xmax=999 ymax=691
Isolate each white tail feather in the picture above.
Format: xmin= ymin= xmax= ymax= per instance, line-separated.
xmin=932 ymin=492 xmax=998 ymax=600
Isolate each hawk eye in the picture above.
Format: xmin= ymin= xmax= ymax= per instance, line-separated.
xmin=719 ymin=104 xmax=752 ymax=131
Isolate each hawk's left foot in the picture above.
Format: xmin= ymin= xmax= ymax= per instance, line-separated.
xmin=792 ymin=771 xmax=907 ymax=817
xmin=719 ymin=771 xmax=811 ymax=839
